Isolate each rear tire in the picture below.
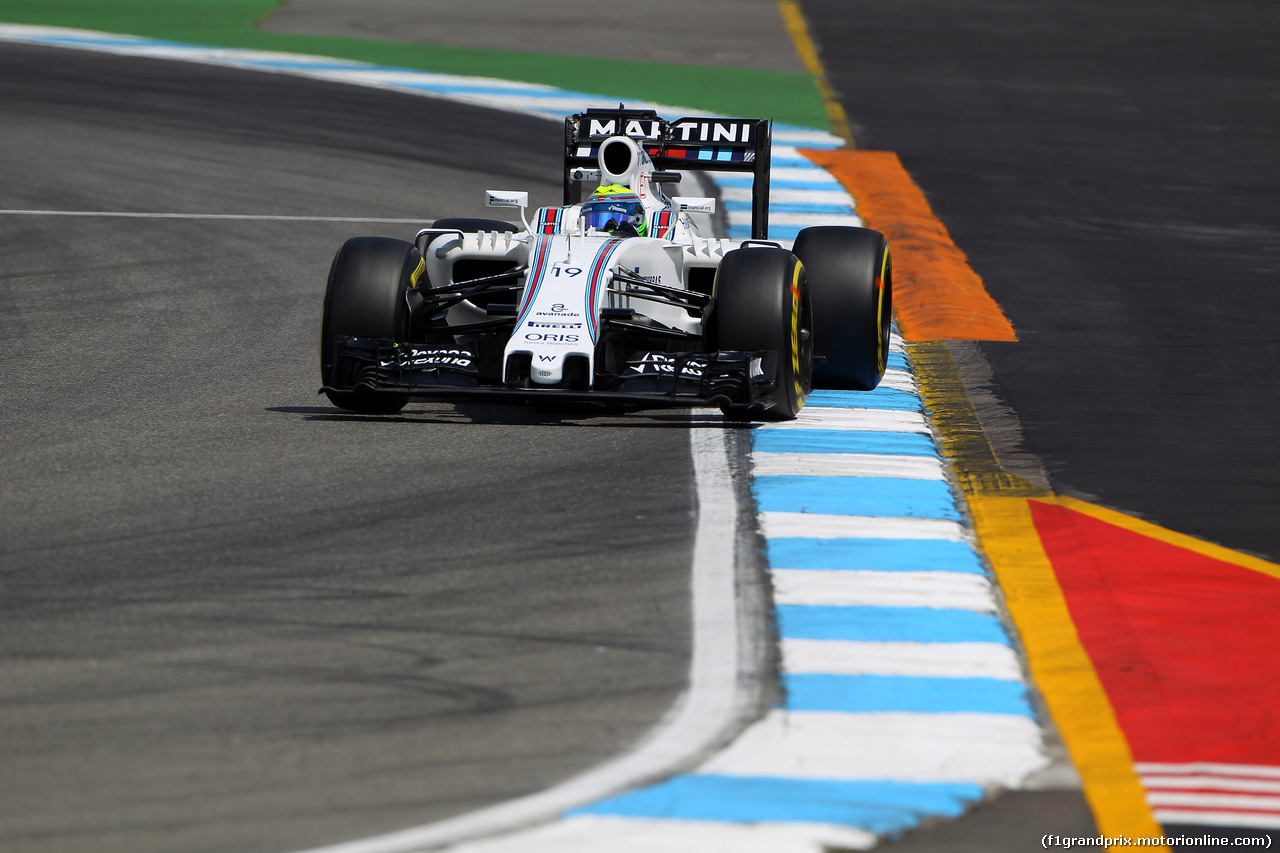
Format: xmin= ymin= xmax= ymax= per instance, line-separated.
xmin=792 ymin=226 xmax=892 ymax=390
xmin=320 ymin=236 xmax=422 ymax=414
xmin=710 ymin=247 xmax=813 ymax=420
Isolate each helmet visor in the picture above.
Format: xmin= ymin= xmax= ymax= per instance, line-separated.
xmin=583 ymin=198 xmax=645 ymax=233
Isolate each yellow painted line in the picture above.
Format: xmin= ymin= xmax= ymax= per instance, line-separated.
xmin=973 ymin=492 xmax=1280 ymax=849
xmin=909 ymin=342 xmax=1043 ymax=495
xmin=777 ymin=0 xmax=855 ymax=146
xmin=968 ymin=495 xmax=1170 ymax=852
xmin=914 ymin=342 xmax=1167 ymax=849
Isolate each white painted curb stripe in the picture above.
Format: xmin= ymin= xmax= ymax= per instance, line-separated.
xmin=721 ymin=186 xmax=854 ymax=206
xmin=771 ymin=407 xmax=932 ymax=433
xmin=745 ymin=210 xmax=862 ymax=228
xmin=699 ymin=710 xmax=1047 ymax=786
xmin=761 ymin=512 xmax=971 ymax=542
xmin=781 ymin=639 xmax=1025 ymax=680
xmin=879 ymin=367 xmax=918 ymax=393
xmin=752 ymin=452 xmax=946 ymax=479
xmin=772 ymin=569 xmax=998 ymax=612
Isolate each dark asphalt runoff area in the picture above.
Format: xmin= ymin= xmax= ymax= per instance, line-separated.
xmin=803 ymin=0 xmax=1280 ymax=564
xmin=0 ymin=43 xmax=707 ymax=853
xmin=802 ymin=0 xmax=1280 ymax=847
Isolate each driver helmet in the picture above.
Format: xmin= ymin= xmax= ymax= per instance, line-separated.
xmin=582 ymin=184 xmax=647 ymax=236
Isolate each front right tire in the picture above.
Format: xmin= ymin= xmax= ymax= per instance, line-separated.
xmin=709 ymin=246 xmax=813 ymax=420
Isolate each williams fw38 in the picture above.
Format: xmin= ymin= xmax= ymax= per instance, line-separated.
xmin=319 ymin=108 xmax=892 ymax=419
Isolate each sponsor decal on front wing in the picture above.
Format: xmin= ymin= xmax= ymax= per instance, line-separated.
xmin=625 ymin=352 xmax=711 ymax=379
xmin=381 ymin=346 xmax=478 ymax=373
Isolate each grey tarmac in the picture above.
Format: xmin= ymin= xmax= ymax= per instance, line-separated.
xmin=0 ymin=43 xmax=707 ymax=853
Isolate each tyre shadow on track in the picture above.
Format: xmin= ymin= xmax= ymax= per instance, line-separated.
xmin=269 ymin=404 xmax=755 ymax=429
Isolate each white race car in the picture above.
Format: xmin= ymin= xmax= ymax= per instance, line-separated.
xmin=320 ymin=107 xmax=892 ymax=419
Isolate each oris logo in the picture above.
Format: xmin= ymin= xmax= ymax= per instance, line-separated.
xmin=524 ymin=333 xmax=580 ymax=343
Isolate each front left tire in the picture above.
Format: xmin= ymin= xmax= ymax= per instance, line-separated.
xmin=320 ymin=236 xmax=422 ymax=414
xmin=709 ymin=246 xmax=813 ymax=420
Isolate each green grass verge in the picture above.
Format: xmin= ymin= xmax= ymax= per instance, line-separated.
xmin=0 ymin=0 xmax=830 ymax=129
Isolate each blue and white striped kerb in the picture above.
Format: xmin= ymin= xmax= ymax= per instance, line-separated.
xmin=0 ymin=24 xmax=1049 ymax=852
xmin=453 ymin=344 xmax=1049 ymax=853
xmin=710 ymin=139 xmax=863 ymax=243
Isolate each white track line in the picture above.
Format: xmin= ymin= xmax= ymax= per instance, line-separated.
xmin=0 ymin=210 xmax=427 ymax=223
xmin=285 ymin=421 xmax=746 ymax=853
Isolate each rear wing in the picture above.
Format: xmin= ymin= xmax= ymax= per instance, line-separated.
xmin=564 ymin=107 xmax=772 ymax=240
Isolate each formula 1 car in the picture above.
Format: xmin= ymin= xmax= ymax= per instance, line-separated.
xmin=319 ymin=107 xmax=892 ymax=419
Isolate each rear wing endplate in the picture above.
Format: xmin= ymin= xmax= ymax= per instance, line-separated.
xmin=564 ymin=107 xmax=772 ymax=240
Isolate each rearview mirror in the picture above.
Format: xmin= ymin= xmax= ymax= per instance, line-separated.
xmin=672 ymin=197 xmax=716 ymax=214
xmin=485 ymin=190 xmax=529 ymax=209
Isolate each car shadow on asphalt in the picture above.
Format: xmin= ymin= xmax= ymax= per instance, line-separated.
xmin=269 ymin=403 xmax=756 ymax=429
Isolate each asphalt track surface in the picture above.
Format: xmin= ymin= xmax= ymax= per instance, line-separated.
xmin=799 ymin=3 xmax=1280 ymax=846
xmin=803 ymin=0 xmax=1280 ymax=564
xmin=7 ymin=2 xmax=1277 ymax=850
xmin=0 ymin=43 xmax=723 ymax=853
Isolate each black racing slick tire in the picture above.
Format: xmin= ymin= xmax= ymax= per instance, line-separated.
xmin=711 ymin=247 xmax=813 ymax=420
xmin=792 ymin=226 xmax=892 ymax=391
xmin=320 ymin=236 xmax=423 ymax=414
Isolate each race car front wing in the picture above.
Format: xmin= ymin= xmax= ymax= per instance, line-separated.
xmin=322 ymin=337 xmax=785 ymax=410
